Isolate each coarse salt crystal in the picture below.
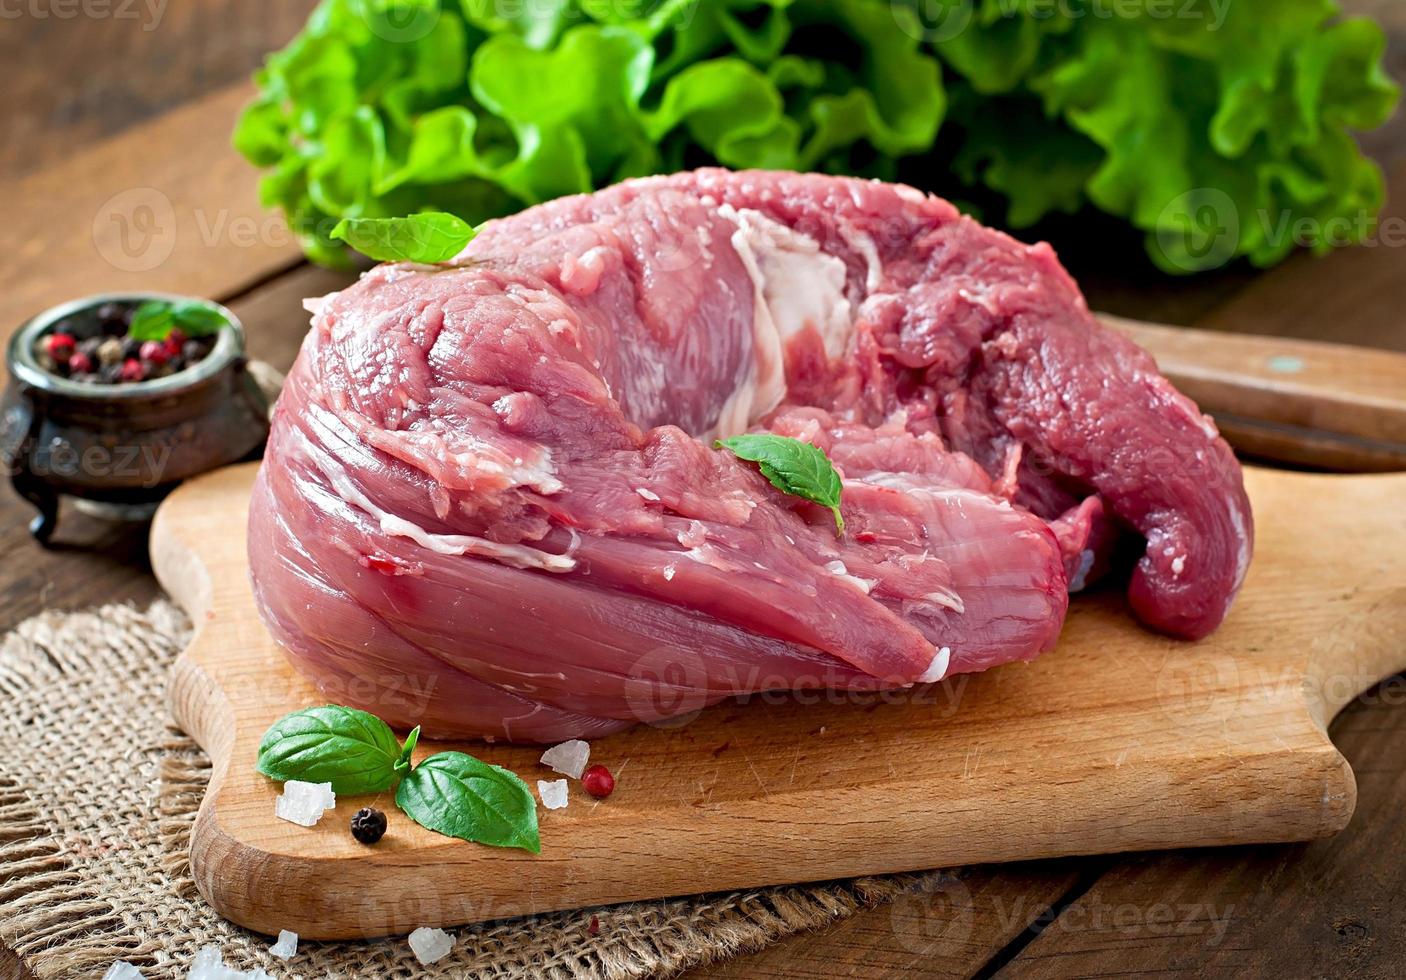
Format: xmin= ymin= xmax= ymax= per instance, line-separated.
xmin=636 ymin=487 xmax=660 ymax=501
xmin=102 ymin=963 xmax=144 ymax=980
xmin=538 ymin=778 xmax=569 ymax=810
xmin=269 ymin=929 xmax=298 ymax=959
xmin=275 ymin=780 xmax=336 ymax=828
xmin=408 ymin=926 xmax=455 ymax=965
xmin=540 ymin=739 xmax=590 ymax=779
xmin=187 ymin=946 xmax=247 ymax=980
xmin=185 ymin=946 xmax=274 ymax=980
xmin=186 ymin=946 xmax=223 ymax=980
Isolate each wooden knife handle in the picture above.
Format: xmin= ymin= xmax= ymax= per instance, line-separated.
xmin=1100 ymin=314 xmax=1406 ymax=472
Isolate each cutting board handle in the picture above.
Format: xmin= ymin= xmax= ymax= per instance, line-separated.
xmin=1230 ymin=469 xmax=1406 ymax=730
xmin=1102 ymin=315 xmax=1406 ymax=472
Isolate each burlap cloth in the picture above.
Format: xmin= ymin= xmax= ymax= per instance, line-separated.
xmin=0 ymin=602 xmax=945 ymax=979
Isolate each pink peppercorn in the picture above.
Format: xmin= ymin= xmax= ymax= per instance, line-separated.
xmin=581 ymin=764 xmax=614 ymax=799
xmin=120 ymin=359 xmax=145 ymax=383
xmin=45 ymin=333 xmax=76 ymax=361
xmin=140 ymin=340 xmax=169 ymax=365
xmin=68 ymin=351 xmax=94 ymax=374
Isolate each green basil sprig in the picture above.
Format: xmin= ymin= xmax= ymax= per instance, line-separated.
xmin=256 ymin=705 xmax=539 ymax=853
xmin=717 ymin=434 xmax=845 ymax=533
xmin=127 ymin=299 xmax=230 ymax=342
xmin=329 ymin=212 xmax=477 ymax=264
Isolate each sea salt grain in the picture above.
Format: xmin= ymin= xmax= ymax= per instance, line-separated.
xmin=269 ymin=929 xmax=299 ymax=959
xmin=186 ymin=946 xmax=225 ymax=980
xmin=188 ymin=946 xmax=271 ymax=980
xmin=408 ymin=926 xmax=456 ymax=965
xmin=185 ymin=945 xmax=276 ymax=980
xmin=540 ymin=739 xmax=590 ymax=779
xmin=538 ymin=778 xmax=569 ymax=810
xmin=102 ymin=963 xmax=144 ymax=980
xmin=275 ymin=780 xmax=336 ymax=827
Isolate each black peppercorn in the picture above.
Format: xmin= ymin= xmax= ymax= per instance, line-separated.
xmin=350 ymin=807 xmax=387 ymax=845
xmin=96 ymin=302 xmax=133 ymax=334
xmin=57 ymin=315 xmax=102 ymax=342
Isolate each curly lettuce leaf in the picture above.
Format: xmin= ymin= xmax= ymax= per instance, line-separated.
xmin=236 ymin=0 xmax=1397 ymax=274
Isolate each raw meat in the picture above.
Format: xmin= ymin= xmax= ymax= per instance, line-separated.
xmin=248 ymin=169 xmax=1252 ymax=741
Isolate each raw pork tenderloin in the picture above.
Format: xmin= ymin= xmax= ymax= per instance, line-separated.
xmin=249 ymin=170 xmax=1253 ymax=741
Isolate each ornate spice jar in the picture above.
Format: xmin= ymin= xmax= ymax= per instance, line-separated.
xmin=2 ymin=293 xmax=272 ymax=543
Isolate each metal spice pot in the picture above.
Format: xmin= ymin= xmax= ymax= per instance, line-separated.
xmin=2 ymin=293 xmax=272 ymax=544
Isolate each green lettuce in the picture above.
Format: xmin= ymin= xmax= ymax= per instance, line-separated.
xmin=235 ymin=0 xmax=1397 ymax=273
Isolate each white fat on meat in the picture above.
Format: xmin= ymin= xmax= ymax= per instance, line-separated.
xmin=298 ymin=431 xmax=577 ymax=573
xmin=368 ymin=424 xmax=564 ymax=496
xmin=918 ymin=646 xmax=952 ymax=683
xmin=824 ymin=559 xmax=878 ymax=595
xmin=709 ymin=204 xmax=857 ymax=438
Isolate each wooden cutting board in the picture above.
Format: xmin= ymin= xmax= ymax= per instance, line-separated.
xmin=152 ymin=461 xmax=1406 ymax=940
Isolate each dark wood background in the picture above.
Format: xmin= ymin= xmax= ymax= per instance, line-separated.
xmin=1 ymin=2 xmax=1403 ymax=976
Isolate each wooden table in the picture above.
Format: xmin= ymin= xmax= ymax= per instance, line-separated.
xmin=1 ymin=4 xmax=1402 ymax=976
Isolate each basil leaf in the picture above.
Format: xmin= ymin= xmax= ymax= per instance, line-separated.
xmin=126 ymin=299 xmax=228 ymax=340
xmin=329 ymin=213 xmax=476 ymax=263
xmin=126 ymin=301 xmax=177 ymax=341
xmin=395 ymin=751 xmax=540 ymax=853
xmin=171 ymin=300 xmax=229 ymax=337
xmin=256 ymin=705 xmax=404 ymax=796
xmin=394 ymin=725 xmax=421 ymax=778
xmin=717 ymin=434 xmax=845 ymax=533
